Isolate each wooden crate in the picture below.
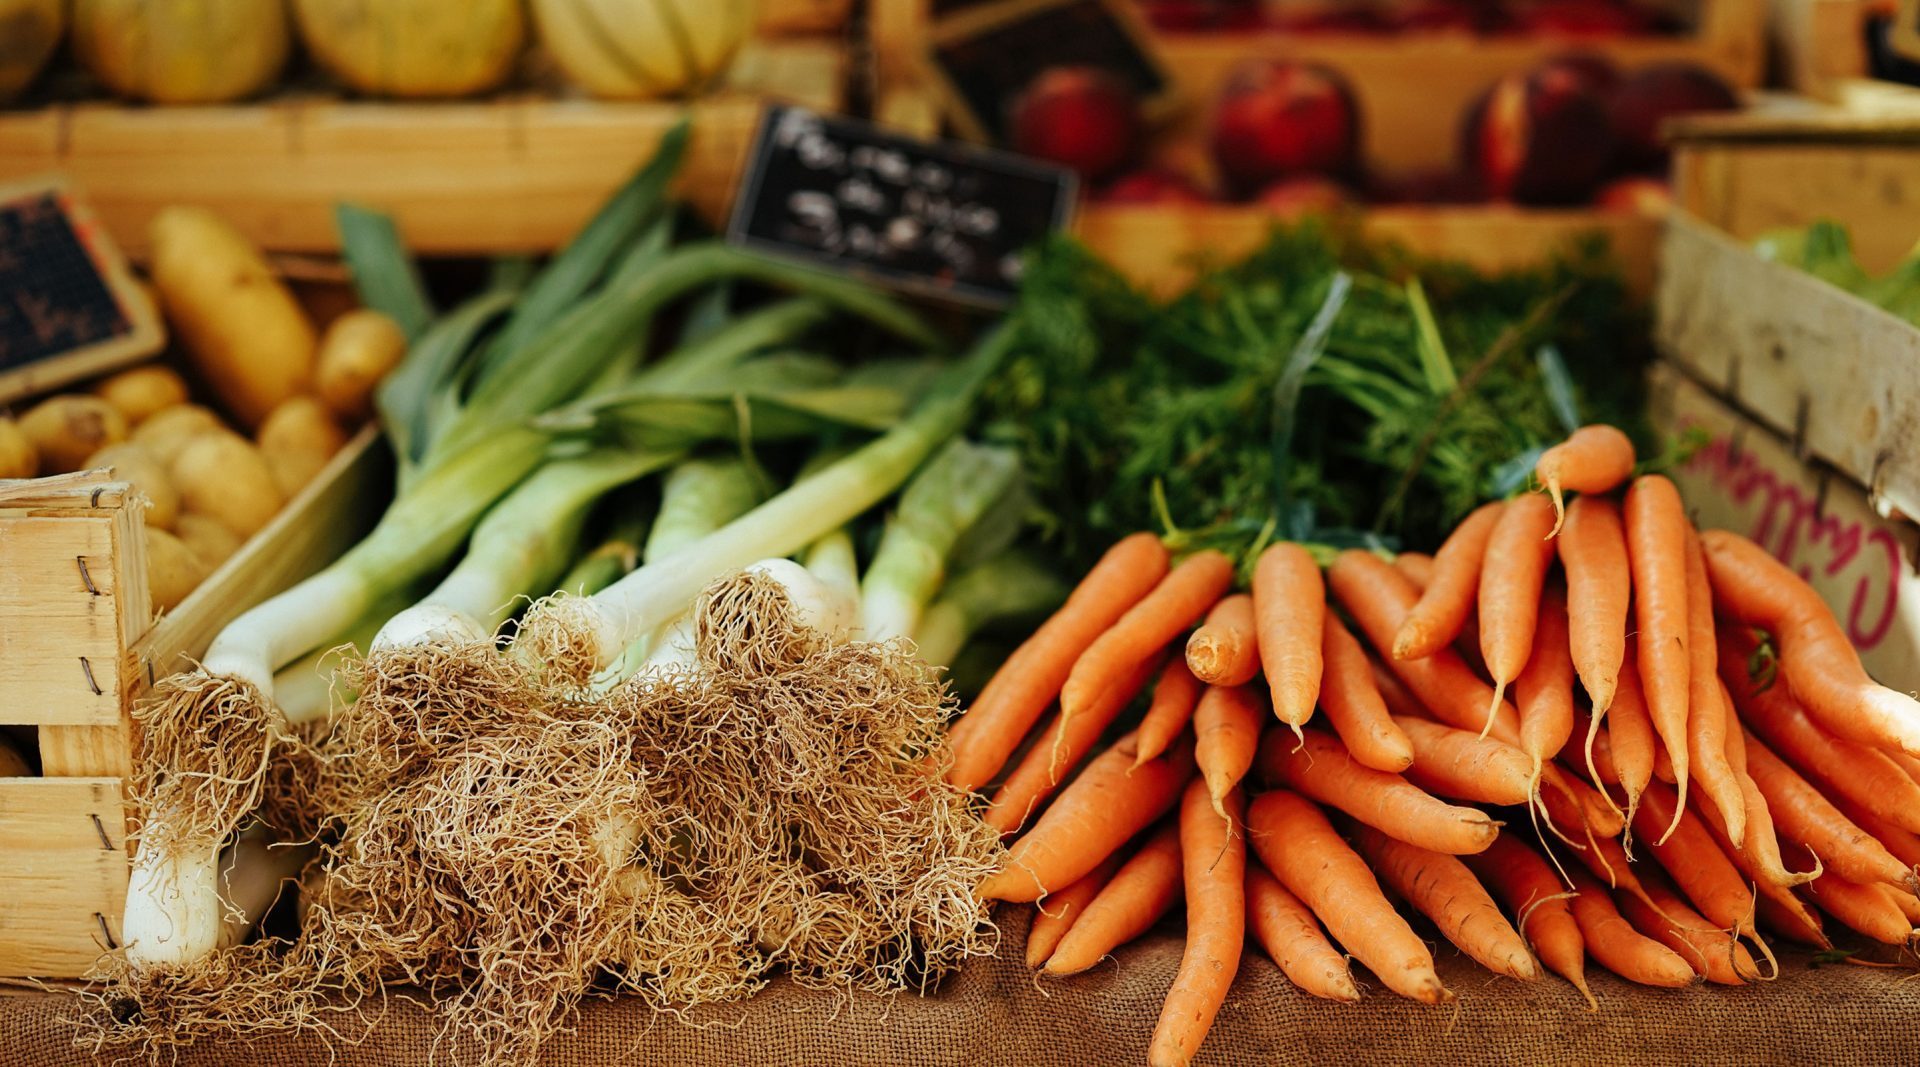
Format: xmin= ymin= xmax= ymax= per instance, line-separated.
xmin=0 ymin=39 xmax=844 ymax=259
xmin=0 ymin=429 xmax=387 ymax=978
xmin=758 ymin=0 xmax=854 ymax=35
xmin=1649 ymin=361 xmax=1920 ymax=695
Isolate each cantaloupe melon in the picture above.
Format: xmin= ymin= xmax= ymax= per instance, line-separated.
xmin=71 ymin=0 xmax=289 ymax=104
xmin=0 ymin=0 xmax=62 ymax=103
xmin=293 ymin=0 xmax=525 ymax=98
xmin=531 ymin=0 xmax=754 ymax=100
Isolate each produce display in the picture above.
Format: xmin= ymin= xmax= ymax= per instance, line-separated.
xmin=1140 ymin=0 xmax=1700 ymax=35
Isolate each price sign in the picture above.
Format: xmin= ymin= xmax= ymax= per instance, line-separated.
xmin=727 ymin=104 xmax=1077 ymax=308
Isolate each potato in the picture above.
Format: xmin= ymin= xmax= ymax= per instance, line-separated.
xmin=175 ymin=512 xmax=243 ymax=569
xmin=84 ymin=442 xmax=181 ymax=529
xmin=257 ymin=395 xmax=347 ymax=497
xmin=18 ymin=395 xmax=128 ymax=474
xmin=146 ymin=527 xmax=210 ymax=612
xmin=149 ymin=206 xmax=316 ymax=429
xmin=171 ymin=432 xmax=284 ymax=538
xmin=93 ymin=364 xmax=190 ymax=425
xmin=0 ymin=731 xmax=30 ymax=778
xmin=131 ymin=403 xmax=226 ymax=465
xmin=0 ymin=417 xmax=36 ymax=479
xmin=315 ymin=309 xmax=407 ymax=421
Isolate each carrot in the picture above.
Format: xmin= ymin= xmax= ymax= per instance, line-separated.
xmin=1607 ymin=647 xmax=1657 ymax=822
xmin=1631 ymin=781 xmax=1756 ymax=936
xmin=1569 ymin=822 xmax=1658 ymax=913
xmin=1564 ymin=705 xmax=1620 ymax=786
xmin=1393 ymin=551 xmax=1435 ymax=589
xmin=1618 ymin=875 xmax=1757 ymax=985
xmin=1558 ymin=494 xmax=1631 ymax=716
xmin=1536 ymin=424 xmax=1636 ymax=535
xmin=1351 ymin=824 xmax=1537 ymax=981
xmin=1134 ymin=658 xmax=1205 ymax=768
xmin=1476 ymin=493 xmax=1559 ymax=735
xmin=1892 ymin=750 xmax=1920 ymax=787
xmin=1044 ymin=823 xmax=1184 ymax=975
xmin=1257 ymin=728 xmax=1499 ymax=855
xmin=1754 ymin=885 xmax=1830 ymax=949
xmin=1881 ymin=883 xmax=1920 ymax=927
xmin=1193 ymin=685 xmax=1265 ymax=817
xmin=1252 ymin=542 xmax=1325 ymax=734
xmin=1516 ymin=581 xmax=1576 ymax=791
xmin=1704 ymin=713 xmax=1814 ymax=891
xmin=1681 ymin=526 xmax=1747 ymax=846
xmin=1685 ymin=764 xmax=1829 ymax=947
xmin=1718 ymin=629 xmax=1920 ymax=835
xmin=1394 ymin=501 xmax=1503 ymax=661
xmin=1804 ymin=869 xmax=1916 ymax=945
xmin=1244 ymin=862 xmax=1359 ymax=1003
xmin=1247 ymin=790 xmax=1451 ymax=1005
xmin=1551 ymin=769 xmax=1628 ymax=840
xmin=1464 ymin=836 xmax=1593 ymax=1007
xmin=1026 ymin=853 xmax=1122 ymax=969
xmin=985 ymin=653 xmax=1164 ymax=835
xmin=1319 ymin=614 xmax=1415 ymax=773
xmin=980 ymin=731 xmax=1195 ymax=902
xmin=1370 ymin=655 xmax=1426 ymax=719
xmin=1742 ymin=733 xmax=1909 ymax=889
xmin=1702 ymin=528 xmax=1920 ymax=757
xmin=1830 ymin=794 xmax=1920 ymax=873
xmin=1185 ymin=593 xmax=1260 ymax=687
xmin=1625 ymin=475 xmax=1692 ymax=844
xmin=1060 ymin=550 xmax=1235 ymax=735
xmin=949 ymin=532 xmax=1170 ymax=790
xmin=1394 ymin=715 xmax=1534 ymax=807
xmin=1148 ymin=781 xmax=1246 ymax=1067
xmin=1564 ymin=865 xmax=1697 ymax=988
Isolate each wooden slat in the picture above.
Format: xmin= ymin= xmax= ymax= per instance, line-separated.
xmin=1654 ymin=210 xmax=1920 ymax=522
xmin=0 ymin=514 xmax=126 ymax=727
xmin=38 ymin=496 xmax=146 ymax=778
xmin=0 ymin=779 xmax=129 ymax=977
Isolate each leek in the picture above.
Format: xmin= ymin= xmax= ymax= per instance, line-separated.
xmin=858 ymin=440 xmax=1022 ymax=642
xmin=643 ymin=457 xmax=766 ymax=563
xmin=554 ymin=504 xmax=651 ymax=597
xmin=911 ymin=552 xmax=1070 ymax=669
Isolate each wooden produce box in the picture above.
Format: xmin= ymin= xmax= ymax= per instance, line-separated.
xmin=1649 ymin=362 xmax=1920 ymax=695
xmin=0 ymin=429 xmax=386 ymax=978
xmin=0 ymin=39 xmax=843 ymax=259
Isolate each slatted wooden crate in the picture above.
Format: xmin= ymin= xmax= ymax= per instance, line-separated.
xmin=0 ymin=430 xmax=387 ymax=978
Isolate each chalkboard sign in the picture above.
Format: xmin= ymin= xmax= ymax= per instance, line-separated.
xmin=926 ymin=0 xmax=1178 ymax=144
xmin=0 ymin=178 xmax=163 ymax=404
xmin=727 ymin=105 xmax=1077 ymax=308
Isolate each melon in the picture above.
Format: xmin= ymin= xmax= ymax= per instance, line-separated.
xmin=531 ymin=0 xmax=755 ymax=100
xmin=71 ymin=0 xmax=288 ymax=104
xmin=293 ymin=0 xmax=525 ymax=98
xmin=0 ymin=0 xmax=62 ymax=103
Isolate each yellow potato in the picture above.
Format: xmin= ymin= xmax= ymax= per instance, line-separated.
xmin=18 ymin=395 xmax=128 ymax=474
xmin=257 ymin=395 xmax=348 ymax=498
xmin=131 ymin=404 xmax=226 ymax=466
xmin=0 ymin=417 xmax=36 ymax=478
xmin=315 ymin=309 xmax=407 ymax=421
xmin=93 ymin=364 xmax=190 ymax=425
xmin=170 ymin=432 xmax=284 ymax=538
xmin=84 ymin=442 xmax=181 ymax=529
xmin=0 ymin=731 xmax=29 ymax=777
xmin=146 ymin=527 xmax=210 ymax=612
xmin=175 ymin=512 xmax=243 ymax=569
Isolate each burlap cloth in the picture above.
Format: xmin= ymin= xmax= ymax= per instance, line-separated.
xmin=3 ymin=909 xmax=1915 ymax=1066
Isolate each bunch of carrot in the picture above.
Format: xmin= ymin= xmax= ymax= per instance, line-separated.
xmin=947 ymin=423 xmax=1920 ymax=1067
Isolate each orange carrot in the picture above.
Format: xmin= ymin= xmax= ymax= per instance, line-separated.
xmin=1059 ymin=550 xmax=1234 ymax=735
xmin=1257 ymin=728 xmax=1499 ymax=855
xmin=1319 ymin=614 xmax=1415 ymax=773
xmin=1516 ymin=581 xmax=1576 ymax=789
xmin=1394 ymin=715 xmax=1534 ymax=807
xmin=1465 ymin=836 xmax=1594 ymax=1007
xmin=1551 ymin=768 xmax=1628 ymax=840
xmin=1044 ymin=822 xmax=1184 ymax=975
xmin=1831 ymin=794 xmax=1920 ymax=874
xmin=1697 ymin=710 xmax=1814 ymax=890
xmin=1026 ymin=853 xmax=1122 ymax=969
xmin=1393 ymin=551 xmax=1435 ymax=589
xmin=1476 ymin=493 xmax=1560 ymax=734
xmin=1185 ymin=593 xmax=1260 ymax=687
xmin=1719 ymin=629 xmax=1920 ymax=835
xmin=1564 ymin=866 xmax=1697 ymax=988
xmin=1618 ymin=875 xmax=1756 ymax=985
xmin=980 ymin=731 xmax=1195 ymax=902
xmin=1881 ymin=883 xmax=1920 ymax=926
xmin=1608 ymin=648 xmax=1657 ymax=822
xmin=1252 ymin=542 xmax=1326 ymax=733
xmin=1625 ymin=475 xmax=1692 ymax=843
xmin=1569 ymin=821 xmax=1658 ymax=912
xmin=1804 ymin=868 xmax=1916 ymax=945
xmin=1394 ymin=501 xmax=1503 ymax=661
xmin=1753 ymin=884 xmax=1830 ymax=949
xmin=1351 ymin=824 xmax=1537 ymax=981
xmin=949 ymin=532 xmax=1170 ymax=790
xmin=1244 ymin=862 xmax=1359 ymax=1003
xmin=1892 ymin=750 xmax=1920 ymax=787
xmin=1134 ymin=658 xmax=1205 ymax=768
xmin=1193 ymin=685 xmax=1266 ymax=817
xmin=1558 ymin=494 xmax=1631 ymax=716
xmin=985 ymin=653 xmax=1164 ymax=834
xmin=1370 ymin=655 xmax=1427 ymax=719
xmin=1631 ymin=781 xmax=1755 ymax=936
xmin=1743 ymin=733 xmax=1908 ymax=889
xmin=1689 ymin=778 xmax=1828 ymax=948
xmin=1247 ymin=790 xmax=1451 ymax=1005
xmin=1148 ymin=781 xmax=1245 ymax=1067
xmin=1536 ymin=424 xmax=1636 ymax=535
xmin=1564 ymin=705 xmax=1621 ymax=786
xmin=1682 ymin=526 xmax=1747 ymax=846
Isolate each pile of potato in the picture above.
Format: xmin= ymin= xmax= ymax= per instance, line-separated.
xmin=0 ymin=207 xmax=405 ymax=613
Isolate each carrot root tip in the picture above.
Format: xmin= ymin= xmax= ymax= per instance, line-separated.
xmin=1545 ymin=480 xmax=1566 ymax=539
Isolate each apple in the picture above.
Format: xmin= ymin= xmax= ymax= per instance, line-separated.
xmin=1608 ymin=61 xmax=1739 ymax=171
xmin=1210 ymin=60 xmax=1362 ymax=197
xmin=1464 ymin=61 xmax=1615 ymax=204
xmin=1008 ymin=66 xmax=1141 ymax=181
xmin=1595 ymin=175 xmax=1672 ymax=214
xmin=1101 ymin=169 xmax=1213 ymax=204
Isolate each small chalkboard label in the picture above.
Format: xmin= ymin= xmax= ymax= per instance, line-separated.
xmin=926 ymin=0 xmax=1178 ymax=144
xmin=726 ymin=105 xmax=1077 ymax=308
xmin=0 ymin=178 xmax=163 ymax=405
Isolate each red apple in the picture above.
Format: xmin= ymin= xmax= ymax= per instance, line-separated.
xmin=1101 ymin=169 xmax=1212 ymax=204
xmin=1256 ymin=175 xmax=1355 ymax=214
xmin=1539 ymin=50 xmax=1622 ymax=97
xmin=1608 ymin=61 xmax=1739 ymax=171
xmin=1515 ymin=0 xmax=1652 ymax=37
xmin=1464 ymin=62 xmax=1615 ymax=204
xmin=1595 ymin=175 xmax=1672 ymax=213
xmin=1008 ymin=66 xmax=1141 ymax=181
xmin=1210 ymin=60 xmax=1362 ymax=197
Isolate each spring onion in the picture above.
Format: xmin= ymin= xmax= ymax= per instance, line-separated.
xmin=858 ymin=440 xmax=1022 ymax=643
xmin=910 ymin=552 xmax=1070 ymax=669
